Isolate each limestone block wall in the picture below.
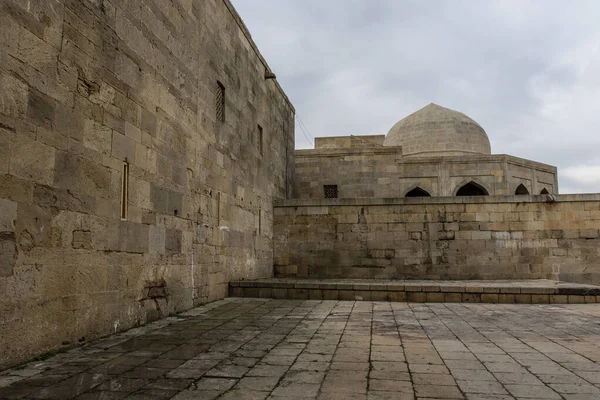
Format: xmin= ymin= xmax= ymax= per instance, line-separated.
xmin=273 ymin=195 xmax=600 ymax=284
xmin=294 ymin=150 xmax=557 ymax=198
xmin=294 ymin=147 xmax=403 ymax=198
xmin=314 ymin=135 xmax=385 ymax=149
xmin=0 ymin=0 xmax=294 ymax=369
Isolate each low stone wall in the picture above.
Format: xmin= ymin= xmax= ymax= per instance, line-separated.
xmin=229 ymin=279 xmax=600 ymax=304
xmin=273 ymin=194 xmax=600 ymax=284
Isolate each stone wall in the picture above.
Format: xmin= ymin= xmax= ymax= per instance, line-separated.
xmin=273 ymin=195 xmax=600 ymax=284
xmin=0 ymin=0 xmax=294 ymax=369
xmin=294 ymin=149 xmax=558 ymax=198
xmin=314 ymin=135 xmax=385 ymax=149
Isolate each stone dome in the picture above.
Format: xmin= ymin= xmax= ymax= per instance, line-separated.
xmin=383 ymin=103 xmax=491 ymax=157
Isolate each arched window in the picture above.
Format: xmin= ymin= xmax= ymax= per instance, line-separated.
xmin=456 ymin=181 xmax=489 ymax=196
xmin=515 ymin=184 xmax=529 ymax=195
xmin=540 ymin=188 xmax=549 ymax=194
xmin=405 ymin=187 xmax=431 ymax=197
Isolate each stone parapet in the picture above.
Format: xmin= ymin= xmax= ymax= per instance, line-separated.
xmin=273 ymin=196 xmax=600 ymax=283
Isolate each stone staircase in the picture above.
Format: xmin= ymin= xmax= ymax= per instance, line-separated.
xmin=229 ymin=279 xmax=600 ymax=304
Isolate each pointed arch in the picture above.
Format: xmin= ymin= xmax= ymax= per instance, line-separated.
xmin=515 ymin=184 xmax=529 ymax=195
xmin=405 ymin=187 xmax=431 ymax=197
xmin=540 ymin=188 xmax=549 ymax=194
xmin=455 ymin=181 xmax=489 ymax=196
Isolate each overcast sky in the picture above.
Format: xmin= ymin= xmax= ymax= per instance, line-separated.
xmin=231 ymin=0 xmax=600 ymax=194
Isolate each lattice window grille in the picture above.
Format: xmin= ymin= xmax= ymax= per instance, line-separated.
xmin=216 ymin=81 xmax=225 ymax=123
xmin=324 ymin=185 xmax=338 ymax=199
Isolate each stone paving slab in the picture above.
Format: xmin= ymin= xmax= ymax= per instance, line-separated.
xmin=2 ymin=298 xmax=600 ymax=399
xmin=230 ymin=279 xmax=600 ymax=303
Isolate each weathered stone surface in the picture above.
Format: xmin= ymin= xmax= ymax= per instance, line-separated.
xmin=273 ymin=195 xmax=600 ymax=283
xmin=0 ymin=232 xmax=17 ymax=277
xmin=295 ymin=138 xmax=557 ymax=198
xmin=1 ymin=298 xmax=597 ymax=400
xmin=0 ymin=0 xmax=294 ymax=370
xmin=0 ymin=198 xmax=17 ymax=232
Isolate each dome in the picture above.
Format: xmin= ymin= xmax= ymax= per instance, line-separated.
xmin=383 ymin=103 xmax=491 ymax=157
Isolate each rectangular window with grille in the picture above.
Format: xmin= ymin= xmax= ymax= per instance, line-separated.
xmin=216 ymin=81 xmax=225 ymax=123
xmin=257 ymin=124 xmax=263 ymax=155
xmin=324 ymin=185 xmax=338 ymax=199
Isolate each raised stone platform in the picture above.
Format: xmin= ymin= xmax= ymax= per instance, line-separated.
xmin=229 ymin=279 xmax=600 ymax=304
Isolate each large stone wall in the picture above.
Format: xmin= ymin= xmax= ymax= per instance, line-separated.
xmin=274 ymin=195 xmax=600 ymax=284
xmin=0 ymin=0 xmax=294 ymax=369
xmin=294 ymin=148 xmax=558 ymax=198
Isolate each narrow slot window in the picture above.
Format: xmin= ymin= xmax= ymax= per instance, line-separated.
xmin=216 ymin=81 xmax=225 ymax=123
xmin=257 ymin=124 xmax=263 ymax=155
xmin=216 ymin=191 xmax=221 ymax=226
xmin=258 ymin=208 xmax=262 ymax=235
xmin=120 ymin=162 xmax=129 ymax=220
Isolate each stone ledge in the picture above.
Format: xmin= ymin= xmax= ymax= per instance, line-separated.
xmin=228 ymin=279 xmax=600 ymax=304
xmin=274 ymin=193 xmax=600 ymax=207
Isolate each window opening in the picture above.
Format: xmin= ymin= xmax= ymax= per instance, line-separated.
xmin=515 ymin=184 xmax=529 ymax=195
xmin=216 ymin=81 xmax=225 ymax=123
xmin=456 ymin=181 xmax=489 ymax=196
xmin=258 ymin=208 xmax=262 ymax=235
xmin=405 ymin=187 xmax=431 ymax=197
xmin=540 ymin=188 xmax=549 ymax=194
xmin=217 ymin=191 xmax=221 ymax=226
xmin=120 ymin=162 xmax=129 ymax=220
xmin=257 ymin=124 xmax=263 ymax=155
xmin=324 ymin=185 xmax=338 ymax=199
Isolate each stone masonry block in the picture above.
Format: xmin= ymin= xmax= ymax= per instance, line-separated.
xmin=338 ymin=290 xmax=355 ymax=301
xmin=407 ymin=292 xmax=426 ymax=303
xmin=354 ymin=291 xmax=371 ymax=301
xmin=83 ymin=119 xmax=112 ymax=154
xmin=0 ymin=232 xmax=17 ymax=277
xmin=481 ymin=294 xmax=499 ymax=303
xmin=72 ymin=230 xmax=92 ymax=249
xmin=568 ymin=295 xmax=585 ymax=304
xmin=0 ymin=72 xmax=28 ymax=117
xmin=389 ymin=291 xmax=407 ymax=302
xmin=444 ymin=293 xmax=462 ymax=302
xmin=272 ymin=289 xmax=289 ymax=299
xmin=550 ymin=295 xmax=568 ymax=304
xmin=0 ymin=198 xmax=17 ymax=232
xmin=10 ymin=136 xmax=55 ymax=185
xmin=426 ymin=292 xmax=444 ymax=302
xmin=322 ymin=290 xmax=339 ymax=300
xmin=111 ymin=131 xmax=136 ymax=162
xmin=370 ymin=291 xmax=389 ymax=301
xmin=461 ymin=294 xmax=481 ymax=303
xmin=515 ymin=294 xmax=532 ymax=304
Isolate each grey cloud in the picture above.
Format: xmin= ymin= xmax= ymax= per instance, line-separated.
xmin=232 ymin=0 xmax=600 ymax=193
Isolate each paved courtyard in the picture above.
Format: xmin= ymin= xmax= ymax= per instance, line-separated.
xmin=1 ymin=299 xmax=600 ymax=400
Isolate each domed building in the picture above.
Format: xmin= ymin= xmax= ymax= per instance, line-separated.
xmin=384 ymin=103 xmax=491 ymax=157
xmin=293 ymin=103 xmax=558 ymax=198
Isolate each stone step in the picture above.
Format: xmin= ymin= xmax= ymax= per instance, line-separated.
xmin=229 ymin=279 xmax=600 ymax=304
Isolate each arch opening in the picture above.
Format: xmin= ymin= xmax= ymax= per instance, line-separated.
xmin=515 ymin=184 xmax=529 ymax=195
xmin=540 ymin=188 xmax=549 ymax=194
xmin=456 ymin=181 xmax=489 ymax=196
xmin=405 ymin=187 xmax=431 ymax=197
